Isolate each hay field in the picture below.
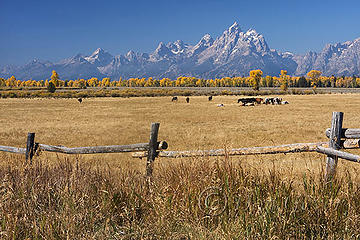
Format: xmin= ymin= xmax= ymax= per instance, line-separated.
xmin=1 ymin=93 xmax=359 ymax=178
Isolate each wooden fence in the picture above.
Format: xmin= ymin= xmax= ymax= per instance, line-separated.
xmin=132 ymin=111 xmax=360 ymax=181
xmin=0 ymin=123 xmax=167 ymax=177
xmin=1 ymin=112 xmax=360 ymax=180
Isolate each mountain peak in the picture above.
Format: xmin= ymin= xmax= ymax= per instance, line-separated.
xmin=153 ymin=42 xmax=173 ymax=58
xmin=89 ymin=48 xmax=111 ymax=58
xmin=85 ymin=48 xmax=113 ymax=66
xmin=228 ymin=21 xmax=242 ymax=33
xmin=156 ymin=42 xmax=166 ymax=48
xmin=126 ymin=50 xmax=135 ymax=56
xmin=245 ymin=28 xmax=258 ymax=36
xmin=126 ymin=50 xmax=137 ymax=61
xmin=93 ymin=48 xmax=104 ymax=54
xmin=174 ymin=39 xmax=183 ymax=45
xmin=201 ymin=34 xmax=213 ymax=42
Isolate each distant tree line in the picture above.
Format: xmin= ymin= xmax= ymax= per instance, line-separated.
xmin=1 ymin=69 xmax=360 ymax=90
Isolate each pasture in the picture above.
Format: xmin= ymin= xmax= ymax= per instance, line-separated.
xmin=1 ymin=93 xmax=360 ymax=239
xmin=1 ymin=94 xmax=360 ymax=176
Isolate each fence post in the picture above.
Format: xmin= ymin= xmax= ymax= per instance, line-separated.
xmin=25 ymin=132 xmax=35 ymax=164
xmin=325 ymin=112 xmax=343 ymax=181
xmin=146 ymin=123 xmax=160 ymax=178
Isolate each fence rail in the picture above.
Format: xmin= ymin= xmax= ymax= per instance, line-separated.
xmin=132 ymin=140 xmax=360 ymax=158
xmin=1 ymin=112 xmax=360 ymax=180
xmin=0 ymin=141 xmax=169 ymax=155
xmin=0 ymin=145 xmax=26 ymax=154
xmin=325 ymin=128 xmax=360 ymax=139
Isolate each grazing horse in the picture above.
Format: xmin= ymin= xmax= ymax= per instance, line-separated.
xmin=237 ymin=97 xmax=262 ymax=106
xmin=171 ymin=96 xmax=178 ymax=102
xmin=264 ymin=97 xmax=282 ymax=105
xmin=264 ymin=98 xmax=272 ymax=105
xmin=255 ymin=98 xmax=263 ymax=104
xmin=186 ymin=97 xmax=190 ymax=103
xmin=274 ymin=97 xmax=282 ymax=105
xmin=78 ymin=98 xmax=83 ymax=104
xmin=208 ymin=96 xmax=213 ymax=101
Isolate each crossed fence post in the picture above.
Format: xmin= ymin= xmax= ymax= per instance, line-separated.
xmin=324 ymin=112 xmax=343 ymax=181
xmin=146 ymin=123 xmax=160 ymax=178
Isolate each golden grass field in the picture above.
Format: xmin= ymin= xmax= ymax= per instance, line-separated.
xmin=1 ymin=93 xmax=359 ymax=179
xmin=2 ymin=93 xmax=360 ymax=239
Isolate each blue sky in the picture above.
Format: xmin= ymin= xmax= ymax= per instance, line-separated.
xmin=1 ymin=0 xmax=359 ymax=65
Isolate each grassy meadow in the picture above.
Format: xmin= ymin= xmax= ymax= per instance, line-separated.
xmin=1 ymin=93 xmax=360 ymax=238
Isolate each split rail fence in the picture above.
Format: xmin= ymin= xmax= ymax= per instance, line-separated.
xmin=0 ymin=112 xmax=359 ymax=180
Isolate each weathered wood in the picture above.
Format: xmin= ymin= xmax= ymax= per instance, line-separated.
xmin=38 ymin=142 xmax=157 ymax=154
xmin=0 ymin=141 xmax=168 ymax=155
xmin=132 ymin=139 xmax=360 ymax=158
xmin=25 ymin=133 xmax=35 ymax=164
xmin=342 ymin=139 xmax=360 ymax=149
xmin=325 ymin=128 xmax=360 ymax=139
xmin=146 ymin=123 xmax=160 ymax=177
xmin=0 ymin=145 xmax=26 ymax=154
xmin=316 ymin=146 xmax=360 ymax=163
xmin=325 ymin=112 xmax=343 ymax=181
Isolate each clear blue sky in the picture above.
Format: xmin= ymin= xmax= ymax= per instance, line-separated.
xmin=1 ymin=0 xmax=359 ymax=65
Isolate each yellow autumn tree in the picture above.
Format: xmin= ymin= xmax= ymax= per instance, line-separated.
xmin=101 ymin=77 xmax=111 ymax=87
xmin=279 ymin=70 xmax=289 ymax=91
xmin=249 ymin=69 xmax=263 ymax=90
xmin=6 ymin=76 xmax=17 ymax=87
xmin=307 ymin=70 xmax=322 ymax=88
xmin=50 ymin=70 xmax=60 ymax=87
xmin=0 ymin=78 xmax=5 ymax=87
xmin=87 ymin=77 xmax=98 ymax=87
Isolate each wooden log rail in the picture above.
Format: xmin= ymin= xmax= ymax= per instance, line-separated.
xmin=0 ymin=145 xmax=26 ymax=154
xmin=0 ymin=141 xmax=168 ymax=155
xmin=325 ymin=128 xmax=360 ymax=139
xmin=132 ymin=139 xmax=360 ymax=158
xmin=316 ymin=146 xmax=360 ymax=163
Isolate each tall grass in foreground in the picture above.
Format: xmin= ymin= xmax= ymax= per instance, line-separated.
xmin=1 ymin=155 xmax=360 ymax=239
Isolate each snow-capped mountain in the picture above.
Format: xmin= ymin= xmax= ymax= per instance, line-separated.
xmin=84 ymin=48 xmax=113 ymax=66
xmin=1 ymin=22 xmax=360 ymax=80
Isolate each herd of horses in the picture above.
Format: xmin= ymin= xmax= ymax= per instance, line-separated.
xmin=171 ymin=96 xmax=288 ymax=106
xmin=77 ymin=96 xmax=288 ymax=106
xmin=237 ymin=97 xmax=288 ymax=106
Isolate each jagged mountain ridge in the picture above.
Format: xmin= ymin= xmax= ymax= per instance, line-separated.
xmin=1 ymin=22 xmax=360 ymax=80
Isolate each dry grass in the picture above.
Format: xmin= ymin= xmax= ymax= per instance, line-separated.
xmin=1 ymin=94 xmax=359 ymax=175
xmin=1 ymin=93 xmax=360 ymax=238
xmin=1 ymin=155 xmax=360 ymax=239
